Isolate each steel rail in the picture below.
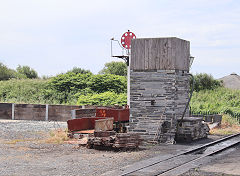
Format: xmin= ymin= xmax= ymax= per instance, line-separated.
xmin=158 ymin=138 xmax=240 ymax=176
xmin=120 ymin=133 xmax=240 ymax=176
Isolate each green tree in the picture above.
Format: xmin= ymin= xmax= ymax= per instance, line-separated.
xmin=0 ymin=79 xmax=48 ymax=103
xmin=87 ymin=74 xmax=127 ymax=94
xmin=46 ymin=72 xmax=92 ymax=103
xmin=48 ymin=72 xmax=91 ymax=93
xmin=191 ymin=73 xmax=222 ymax=92
xmin=67 ymin=67 xmax=92 ymax=74
xmin=99 ymin=61 xmax=127 ymax=76
xmin=0 ymin=62 xmax=17 ymax=80
xmin=16 ymin=65 xmax=38 ymax=79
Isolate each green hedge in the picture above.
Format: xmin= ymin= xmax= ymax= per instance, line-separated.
xmin=190 ymin=87 xmax=240 ymax=115
xmin=77 ymin=91 xmax=127 ymax=106
xmin=0 ymin=73 xmax=127 ymax=105
xmin=0 ymin=79 xmax=48 ymax=104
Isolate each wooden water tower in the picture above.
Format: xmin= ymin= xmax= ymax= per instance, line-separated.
xmin=129 ymin=37 xmax=191 ymax=143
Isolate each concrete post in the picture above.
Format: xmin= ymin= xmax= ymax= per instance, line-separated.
xmin=45 ymin=104 xmax=49 ymax=121
xmin=71 ymin=109 xmax=76 ymax=119
xmin=12 ymin=103 xmax=15 ymax=120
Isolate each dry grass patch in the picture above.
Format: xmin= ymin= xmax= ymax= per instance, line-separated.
xmin=16 ymin=146 xmax=31 ymax=151
xmin=210 ymin=114 xmax=240 ymax=135
xmin=44 ymin=128 xmax=69 ymax=144
xmin=4 ymin=139 xmax=34 ymax=145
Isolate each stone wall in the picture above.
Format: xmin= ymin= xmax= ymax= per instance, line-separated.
xmin=129 ymin=70 xmax=189 ymax=143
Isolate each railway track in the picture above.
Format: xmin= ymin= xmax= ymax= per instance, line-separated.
xmin=102 ymin=133 xmax=240 ymax=176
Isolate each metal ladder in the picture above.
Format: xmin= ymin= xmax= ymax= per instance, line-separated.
xmin=151 ymin=100 xmax=168 ymax=143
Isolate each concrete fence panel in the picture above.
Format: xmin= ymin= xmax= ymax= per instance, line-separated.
xmin=48 ymin=105 xmax=82 ymax=121
xmin=0 ymin=103 xmax=12 ymax=119
xmin=14 ymin=104 xmax=46 ymax=121
xmin=0 ymin=103 xmax=119 ymax=122
xmin=74 ymin=108 xmax=96 ymax=119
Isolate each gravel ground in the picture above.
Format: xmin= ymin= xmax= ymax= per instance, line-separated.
xmin=0 ymin=119 xmax=231 ymax=176
xmin=0 ymin=119 xmax=186 ymax=176
xmin=0 ymin=120 xmax=67 ymax=140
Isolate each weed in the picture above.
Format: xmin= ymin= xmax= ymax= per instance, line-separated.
xmin=44 ymin=129 xmax=69 ymax=144
xmin=210 ymin=114 xmax=240 ymax=135
xmin=4 ymin=139 xmax=33 ymax=144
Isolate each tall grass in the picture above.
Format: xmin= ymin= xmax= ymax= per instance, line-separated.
xmin=190 ymin=87 xmax=240 ymax=114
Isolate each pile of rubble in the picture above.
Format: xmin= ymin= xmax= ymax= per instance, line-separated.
xmin=176 ymin=117 xmax=210 ymax=142
xmin=67 ymin=108 xmax=143 ymax=150
xmin=87 ymin=131 xmax=142 ymax=149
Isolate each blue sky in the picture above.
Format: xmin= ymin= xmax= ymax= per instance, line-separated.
xmin=0 ymin=0 xmax=239 ymax=78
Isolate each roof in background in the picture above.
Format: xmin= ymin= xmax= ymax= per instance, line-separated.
xmin=219 ymin=73 xmax=240 ymax=90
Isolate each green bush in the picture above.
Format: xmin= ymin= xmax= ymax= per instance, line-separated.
xmin=0 ymin=71 xmax=127 ymax=105
xmin=87 ymin=74 xmax=127 ymax=94
xmin=0 ymin=63 xmax=17 ymax=80
xmin=190 ymin=87 xmax=240 ymax=114
xmin=0 ymin=63 xmax=39 ymax=80
xmin=47 ymin=72 xmax=90 ymax=93
xmin=43 ymin=72 xmax=91 ymax=104
xmin=0 ymin=79 xmax=47 ymax=103
xmin=77 ymin=91 xmax=127 ymax=106
xmin=191 ymin=73 xmax=222 ymax=92
xmin=99 ymin=61 xmax=127 ymax=76
xmin=66 ymin=67 xmax=92 ymax=74
xmin=16 ymin=65 xmax=38 ymax=79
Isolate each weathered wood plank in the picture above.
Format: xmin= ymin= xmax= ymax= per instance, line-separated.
xmin=131 ymin=39 xmax=136 ymax=70
xmin=148 ymin=39 xmax=155 ymax=70
xmin=175 ymin=38 xmax=190 ymax=70
xmin=144 ymin=39 xmax=149 ymax=70
xmin=131 ymin=39 xmax=145 ymax=70
xmin=160 ymin=38 xmax=169 ymax=70
xmin=131 ymin=37 xmax=190 ymax=71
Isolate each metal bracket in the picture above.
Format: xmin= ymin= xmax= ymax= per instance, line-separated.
xmin=111 ymin=38 xmax=129 ymax=66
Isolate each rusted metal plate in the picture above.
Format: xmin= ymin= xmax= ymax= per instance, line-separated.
xmin=67 ymin=118 xmax=90 ymax=132
xmin=67 ymin=117 xmax=106 ymax=132
xmin=96 ymin=108 xmax=129 ymax=122
xmin=95 ymin=118 xmax=114 ymax=132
